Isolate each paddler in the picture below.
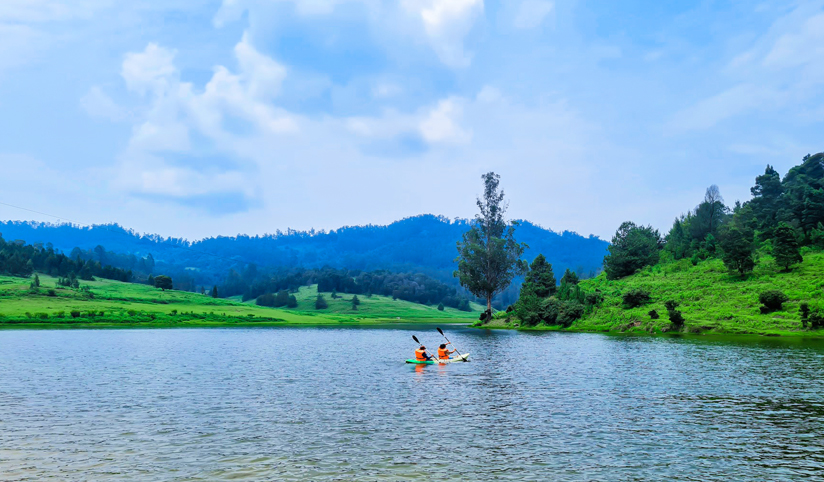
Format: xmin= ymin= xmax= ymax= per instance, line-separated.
xmin=437 ymin=343 xmax=456 ymax=361
xmin=415 ymin=345 xmax=433 ymax=362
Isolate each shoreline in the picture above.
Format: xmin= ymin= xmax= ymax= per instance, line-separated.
xmin=471 ymin=318 xmax=824 ymax=338
xmin=0 ymin=318 xmax=468 ymax=330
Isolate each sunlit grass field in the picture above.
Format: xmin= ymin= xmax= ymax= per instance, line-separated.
xmin=571 ymin=250 xmax=824 ymax=335
xmin=0 ymin=274 xmax=480 ymax=327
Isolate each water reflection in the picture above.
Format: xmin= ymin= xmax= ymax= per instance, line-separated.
xmin=1 ymin=327 xmax=823 ymax=481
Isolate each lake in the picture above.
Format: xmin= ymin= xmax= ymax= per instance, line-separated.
xmin=2 ymin=326 xmax=823 ymax=481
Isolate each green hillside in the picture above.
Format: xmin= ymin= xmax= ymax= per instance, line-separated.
xmin=495 ymin=250 xmax=824 ymax=336
xmin=0 ymin=274 xmax=480 ymax=328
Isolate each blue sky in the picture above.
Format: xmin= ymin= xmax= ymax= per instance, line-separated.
xmin=0 ymin=0 xmax=822 ymax=240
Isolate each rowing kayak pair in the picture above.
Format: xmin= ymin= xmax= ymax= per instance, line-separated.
xmin=405 ymin=353 xmax=470 ymax=365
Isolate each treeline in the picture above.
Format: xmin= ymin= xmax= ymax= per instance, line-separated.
xmin=0 ymin=235 xmax=133 ymax=282
xmin=603 ymin=152 xmax=824 ymax=280
xmin=219 ymin=266 xmax=474 ymax=310
xmin=0 ymin=215 xmax=609 ymax=302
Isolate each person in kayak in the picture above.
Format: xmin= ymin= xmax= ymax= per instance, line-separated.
xmin=415 ymin=346 xmax=433 ymax=361
xmin=437 ymin=343 xmax=456 ymax=361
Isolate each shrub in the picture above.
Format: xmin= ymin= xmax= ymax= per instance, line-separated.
xmin=648 ymin=309 xmax=660 ymax=319
xmin=557 ymin=301 xmax=584 ymax=327
xmin=55 ymin=311 xmax=65 ymax=318
xmin=70 ymin=310 xmax=81 ymax=318
xmin=622 ymin=289 xmax=652 ymax=308
xmin=25 ymin=312 xmax=33 ymax=318
xmin=47 ymin=289 xmax=57 ymax=297
xmin=128 ymin=310 xmax=137 ymax=317
xmin=759 ymin=290 xmax=789 ymax=313
xmin=664 ymin=300 xmax=685 ymax=328
xmin=438 ymin=303 xmax=445 ymax=311
xmin=315 ymin=294 xmax=328 ymax=310
xmin=37 ymin=312 xmax=48 ymax=320
xmin=810 ymin=312 xmax=824 ymax=330
xmin=170 ymin=309 xmax=178 ymax=315
xmin=800 ymin=303 xmax=810 ymax=328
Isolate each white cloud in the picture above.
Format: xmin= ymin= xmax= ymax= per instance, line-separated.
xmin=402 ymin=0 xmax=484 ymax=67
xmin=122 ymin=43 xmax=178 ymax=96
xmin=513 ymin=0 xmax=553 ymax=30
xmin=419 ymin=97 xmax=472 ymax=144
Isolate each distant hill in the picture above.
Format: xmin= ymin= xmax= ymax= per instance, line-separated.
xmin=0 ymin=214 xmax=608 ymax=305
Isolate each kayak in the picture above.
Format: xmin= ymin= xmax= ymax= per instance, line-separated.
xmin=405 ymin=353 xmax=470 ymax=364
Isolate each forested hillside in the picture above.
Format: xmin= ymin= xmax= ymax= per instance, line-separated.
xmin=505 ymin=152 xmax=824 ymax=334
xmin=0 ymin=215 xmax=608 ymax=302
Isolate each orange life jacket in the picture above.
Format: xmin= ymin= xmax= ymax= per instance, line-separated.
xmin=415 ymin=349 xmax=427 ymax=361
xmin=438 ymin=348 xmax=449 ymax=359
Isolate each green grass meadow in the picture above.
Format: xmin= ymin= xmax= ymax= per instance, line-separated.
xmin=568 ymin=250 xmax=824 ymax=336
xmin=0 ymin=274 xmax=480 ymax=328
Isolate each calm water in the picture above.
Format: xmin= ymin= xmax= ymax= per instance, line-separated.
xmin=2 ymin=327 xmax=824 ymax=481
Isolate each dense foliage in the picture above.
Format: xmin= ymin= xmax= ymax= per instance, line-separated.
xmin=218 ymin=266 xmax=474 ymax=310
xmin=0 ymin=235 xmax=133 ymax=282
xmin=455 ymin=172 xmax=528 ymax=316
xmin=603 ymin=222 xmax=662 ymax=280
xmin=0 ymin=214 xmax=609 ymax=307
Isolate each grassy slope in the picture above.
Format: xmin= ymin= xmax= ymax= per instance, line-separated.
xmin=563 ymin=250 xmax=824 ymax=336
xmin=0 ymin=274 xmax=479 ymax=327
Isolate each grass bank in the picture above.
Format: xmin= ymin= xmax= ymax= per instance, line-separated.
xmin=0 ymin=274 xmax=480 ymax=328
xmin=482 ymin=251 xmax=824 ymax=337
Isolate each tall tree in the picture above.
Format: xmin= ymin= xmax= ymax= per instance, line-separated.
xmin=603 ymin=222 xmax=661 ymax=280
xmin=211 ymin=285 xmax=219 ymax=298
xmin=773 ymin=223 xmax=802 ymax=271
xmin=455 ymin=172 xmax=527 ymax=316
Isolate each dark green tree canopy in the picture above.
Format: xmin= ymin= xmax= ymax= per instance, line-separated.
xmin=522 ymin=254 xmax=556 ymax=298
xmin=603 ymin=222 xmax=662 ymax=280
xmin=773 ymin=223 xmax=802 ymax=271
xmin=154 ymin=275 xmax=173 ymax=291
xmin=455 ymin=172 xmax=527 ymax=314
xmin=719 ymin=225 xmax=756 ymax=276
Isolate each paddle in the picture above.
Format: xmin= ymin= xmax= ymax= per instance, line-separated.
xmin=411 ymin=335 xmax=438 ymax=362
xmin=437 ymin=327 xmax=465 ymax=362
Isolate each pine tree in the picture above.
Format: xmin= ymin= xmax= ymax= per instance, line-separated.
xmin=315 ymin=294 xmax=328 ymax=309
xmin=211 ymin=285 xmax=219 ymax=298
xmin=521 ymin=254 xmax=556 ymax=298
xmin=773 ymin=223 xmax=802 ymax=271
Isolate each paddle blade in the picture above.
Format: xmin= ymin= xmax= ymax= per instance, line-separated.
xmin=437 ymin=327 xmax=444 ymax=336
xmin=412 ymin=335 xmax=420 ymax=344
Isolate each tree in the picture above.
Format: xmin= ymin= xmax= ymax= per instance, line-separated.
xmin=719 ymin=226 xmax=756 ymax=276
xmin=603 ymin=221 xmax=661 ymax=280
xmin=287 ymin=295 xmax=298 ymax=308
xmin=773 ymin=223 xmax=802 ymax=271
xmin=522 ymin=254 xmax=557 ymax=298
xmin=664 ymin=300 xmax=685 ymax=328
xmin=154 ymin=275 xmax=173 ymax=291
xmin=351 ymin=294 xmax=360 ymax=306
xmin=211 ymin=285 xmax=219 ymax=298
xmin=560 ymin=268 xmax=579 ymax=286
xmin=315 ymin=294 xmax=328 ymax=309
xmin=437 ymin=302 xmax=445 ymax=311
xmin=147 ymin=275 xmax=155 ymax=286
xmin=33 ymin=273 xmax=40 ymax=287
xmin=455 ymin=172 xmax=528 ymax=316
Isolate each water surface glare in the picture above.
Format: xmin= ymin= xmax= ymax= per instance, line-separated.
xmin=2 ymin=327 xmax=824 ymax=481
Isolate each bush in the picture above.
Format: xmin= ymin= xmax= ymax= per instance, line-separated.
xmin=622 ymin=289 xmax=652 ymax=308
xmin=664 ymin=300 xmax=685 ymax=328
xmin=438 ymin=303 xmax=445 ymax=311
xmin=70 ymin=310 xmax=81 ymax=318
xmin=648 ymin=309 xmax=659 ymax=319
xmin=127 ymin=310 xmax=137 ymax=317
xmin=759 ymin=290 xmax=789 ymax=313
xmin=800 ymin=303 xmax=810 ymax=328
xmin=37 ymin=312 xmax=48 ymax=320
xmin=170 ymin=309 xmax=178 ymax=315
xmin=315 ymin=294 xmax=328 ymax=310
xmin=55 ymin=311 xmax=65 ymax=318
xmin=46 ymin=289 xmax=57 ymax=297
xmin=557 ymin=301 xmax=584 ymax=327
